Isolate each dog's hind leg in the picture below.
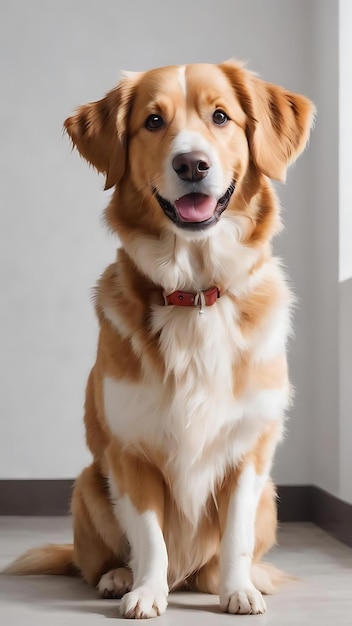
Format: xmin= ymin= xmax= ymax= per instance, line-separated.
xmin=72 ymin=462 xmax=128 ymax=589
xmin=189 ymin=555 xmax=220 ymax=594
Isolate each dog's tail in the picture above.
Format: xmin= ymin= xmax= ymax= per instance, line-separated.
xmin=2 ymin=544 xmax=77 ymax=577
xmin=251 ymin=562 xmax=297 ymax=595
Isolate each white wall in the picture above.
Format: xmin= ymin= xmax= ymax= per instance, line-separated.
xmin=310 ymin=0 xmax=352 ymax=506
xmin=339 ymin=0 xmax=352 ymax=282
xmin=309 ymin=0 xmax=340 ymax=497
xmin=340 ymin=279 xmax=352 ymax=504
xmin=0 ymin=0 xmax=322 ymax=484
xmin=338 ymin=0 xmax=352 ymax=505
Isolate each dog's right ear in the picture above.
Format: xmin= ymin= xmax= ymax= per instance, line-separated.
xmin=64 ymin=73 xmax=140 ymax=190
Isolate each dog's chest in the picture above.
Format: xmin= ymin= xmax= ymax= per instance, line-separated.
xmin=104 ymin=297 xmax=243 ymax=443
xmin=103 ymin=296 xmax=286 ymax=523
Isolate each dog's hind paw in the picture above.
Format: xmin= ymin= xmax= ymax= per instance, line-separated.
xmin=98 ymin=567 xmax=133 ymax=599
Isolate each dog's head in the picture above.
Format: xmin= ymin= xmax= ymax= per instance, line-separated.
xmin=64 ymin=61 xmax=314 ymax=236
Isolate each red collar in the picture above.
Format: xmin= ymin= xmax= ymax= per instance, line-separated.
xmin=163 ymin=286 xmax=222 ymax=312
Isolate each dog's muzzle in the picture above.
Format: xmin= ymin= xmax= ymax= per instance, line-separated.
xmin=153 ymin=181 xmax=236 ymax=231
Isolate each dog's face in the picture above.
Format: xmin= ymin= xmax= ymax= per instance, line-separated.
xmin=65 ymin=61 xmax=314 ymax=237
xmin=126 ymin=64 xmax=248 ymax=232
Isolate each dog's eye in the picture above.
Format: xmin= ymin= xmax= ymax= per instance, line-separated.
xmin=212 ymin=109 xmax=229 ymax=126
xmin=145 ymin=114 xmax=165 ymax=131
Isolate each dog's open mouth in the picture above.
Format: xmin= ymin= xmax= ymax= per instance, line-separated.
xmin=153 ymin=181 xmax=236 ymax=230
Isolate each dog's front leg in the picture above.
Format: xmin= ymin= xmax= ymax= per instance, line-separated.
xmin=219 ymin=463 xmax=268 ymax=615
xmin=107 ymin=442 xmax=168 ymax=619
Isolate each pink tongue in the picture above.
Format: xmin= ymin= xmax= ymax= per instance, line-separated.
xmin=175 ymin=194 xmax=216 ymax=222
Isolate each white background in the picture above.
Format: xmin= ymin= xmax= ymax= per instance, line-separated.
xmin=0 ymin=0 xmax=350 ymax=504
xmin=339 ymin=0 xmax=352 ymax=282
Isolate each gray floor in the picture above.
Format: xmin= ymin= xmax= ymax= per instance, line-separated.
xmin=0 ymin=518 xmax=351 ymax=625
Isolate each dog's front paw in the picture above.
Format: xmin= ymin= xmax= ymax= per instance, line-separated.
xmin=119 ymin=586 xmax=168 ymax=619
xmin=220 ymin=587 xmax=266 ymax=615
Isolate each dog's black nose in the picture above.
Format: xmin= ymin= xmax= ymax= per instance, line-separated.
xmin=172 ymin=151 xmax=210 ymax=182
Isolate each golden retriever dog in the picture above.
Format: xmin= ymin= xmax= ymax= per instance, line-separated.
xmin=4 ymin=61 xmax=314 ymax=618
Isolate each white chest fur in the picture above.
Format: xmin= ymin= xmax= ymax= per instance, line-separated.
xmin=103 ymin=291 xmax=290 ymax=525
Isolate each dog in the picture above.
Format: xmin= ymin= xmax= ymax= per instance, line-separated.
xmin=4 ymin=60 xmax=314 ymax=618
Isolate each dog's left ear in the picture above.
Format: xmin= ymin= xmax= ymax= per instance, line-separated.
xmin=221 ymin=61 xmax=316 ymax=182
xmin=64 ymin=72 xmax=140 ymax=190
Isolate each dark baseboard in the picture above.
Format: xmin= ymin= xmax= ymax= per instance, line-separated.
xmin=0 ymin=481 xmax=351 ymax=547
xmin=277 ymin=485 xmax=313 ymax=522
xmin=309 ymin=486 xmax=352 ymax=548
xmin=278 ymin=485 xmax=352 ymax=547
xmin=0 ymin=480 xmax=73 ymax=516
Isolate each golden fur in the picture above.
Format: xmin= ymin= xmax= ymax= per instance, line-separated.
xmin=3 ymin=61 xmax=314 ymax=617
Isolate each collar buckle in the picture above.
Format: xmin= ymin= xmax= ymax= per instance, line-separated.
xmin=163 ymin=286 xmax=222 ymax=308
